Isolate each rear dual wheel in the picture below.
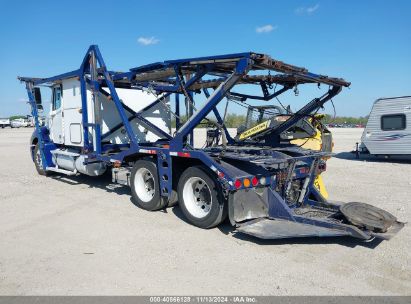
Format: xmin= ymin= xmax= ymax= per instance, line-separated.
xmin=177 ymin=166 xmax=227 ymax=229
xmin=130 ymin=161 xmax=227 ymax=228
xmin=130 ymin=159 xmax=167 ymax=211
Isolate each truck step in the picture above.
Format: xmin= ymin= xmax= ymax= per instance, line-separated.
xmin=46 ymin=167 xmax=77 ymax=176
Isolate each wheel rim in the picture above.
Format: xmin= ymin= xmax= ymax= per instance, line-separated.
xmin=134 ymin=167 xmax=156 ymax=202
xmin=35 ymin=148 xmax=43 ymax=169
xmin=182 ymin=177 xmax=212 ymax=218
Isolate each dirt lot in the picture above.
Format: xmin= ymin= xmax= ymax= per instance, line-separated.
xmin=0 ymin=128 xmax=410 ymax=295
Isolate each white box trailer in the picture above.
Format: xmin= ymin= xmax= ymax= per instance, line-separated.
xmin=359 ymin=96 xmax=411 ymax=158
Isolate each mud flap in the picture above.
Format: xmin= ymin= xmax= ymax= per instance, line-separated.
xmin=228 ymin=188 xmax=269 ymax=226
xmin=228 ymin=187 xmax=292 ymax=226
xmin=236 ymin=218 xmax=351 ymax=240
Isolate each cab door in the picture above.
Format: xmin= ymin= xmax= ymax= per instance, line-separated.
xmin=49 ymin=86 xmax=64 ymax=144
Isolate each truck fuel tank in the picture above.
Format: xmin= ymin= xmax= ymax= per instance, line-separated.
xmin=51 ymin=149 xmax=106 ymax=176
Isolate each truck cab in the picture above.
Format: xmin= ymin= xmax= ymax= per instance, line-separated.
xmin=44 ymin=79 xmax=171 ymax=149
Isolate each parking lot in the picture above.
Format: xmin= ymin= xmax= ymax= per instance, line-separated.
xmin=0 ymin=127 xmax=410 ymax=295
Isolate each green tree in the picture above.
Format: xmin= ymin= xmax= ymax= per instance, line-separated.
xmin=9 ymin=115 xmax=26 ymax=120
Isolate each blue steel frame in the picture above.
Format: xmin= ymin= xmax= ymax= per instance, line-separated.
xmin=20 ymin=46 xmax=389 ymax=240
xmin=18 ymin=45 xmax=350 ymax=192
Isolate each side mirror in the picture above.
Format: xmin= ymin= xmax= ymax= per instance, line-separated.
xmin=33 ymin=87 xmax=42 ymax=105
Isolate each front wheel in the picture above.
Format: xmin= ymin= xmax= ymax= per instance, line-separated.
xmin=33 ymin=145 xmax=49 ymax=176
xmin=177 ymin=166 xmax=227 ymax=229
xmin=130 ymin=159 xmax=167 ymax=211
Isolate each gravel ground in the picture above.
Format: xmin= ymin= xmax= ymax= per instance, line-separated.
xmin=0 ymin=127 xmax=410 ymax=295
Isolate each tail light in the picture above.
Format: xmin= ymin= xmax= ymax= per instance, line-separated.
xmin=234 ymin=179 xmax=242 ymax=189
xmin=233 ymin=176 xmax=263 ymax=189
xmin=251 ymin=176 xmax=259 ymax=186
xmin=234 ymin=176 xmax=267 ymax=189
xmin=177 ymin=152 xmax=191 ymax=157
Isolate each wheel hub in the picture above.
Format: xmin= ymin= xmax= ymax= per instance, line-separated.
xmin=36 ymin=149 xmax=42 ymax=167
xmin=143 ymin=172 xmax=155 ymax=197
xmin=134 ymin=168 xmax=156 ymax=202
xmin=193 ymin=180 xmax=211 ymax=212
xmin=183 ymin=177 xmax=212 ymax=218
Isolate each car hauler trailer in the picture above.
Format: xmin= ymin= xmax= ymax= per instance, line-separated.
xmin=358 ymin=96 xmax=411 ymax=159
xmin=18 ymin=45 xmax=403 ymax=241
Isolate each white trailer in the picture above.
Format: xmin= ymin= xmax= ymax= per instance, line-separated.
xmin=0 ymin=118 xmax=10 ymax=128
xmin=10 ymin=118 xmax=29 ymax=128
xmin=359 ymin=96 xmax=411 ymax=158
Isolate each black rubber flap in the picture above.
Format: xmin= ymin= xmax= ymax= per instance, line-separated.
xmin=340 ymin=202 xmax=397 ymax=233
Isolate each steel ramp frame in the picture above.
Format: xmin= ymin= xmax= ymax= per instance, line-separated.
xmin=230 ymin=179 xmax=375 ymax=240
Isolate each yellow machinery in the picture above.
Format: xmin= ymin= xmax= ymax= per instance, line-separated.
xmin=290 ymin=114 xmax=331 ymax=198
xmin=238 ymin=107 xmax=332 ymax=198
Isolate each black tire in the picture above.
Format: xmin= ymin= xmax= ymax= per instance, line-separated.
xmin=167 ymin=190 xmax=179 ymax=208
xmin=130 ymin=159 xmax=167 ymax=211
xmin=33 ymin=145 xmax=49 ymax=176
xmin=177 ymin=166 xmax=227 ymax=229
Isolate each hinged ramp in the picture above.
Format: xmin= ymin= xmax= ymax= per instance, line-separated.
xmin=236 ymin=218 xmax=350 ymax=239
